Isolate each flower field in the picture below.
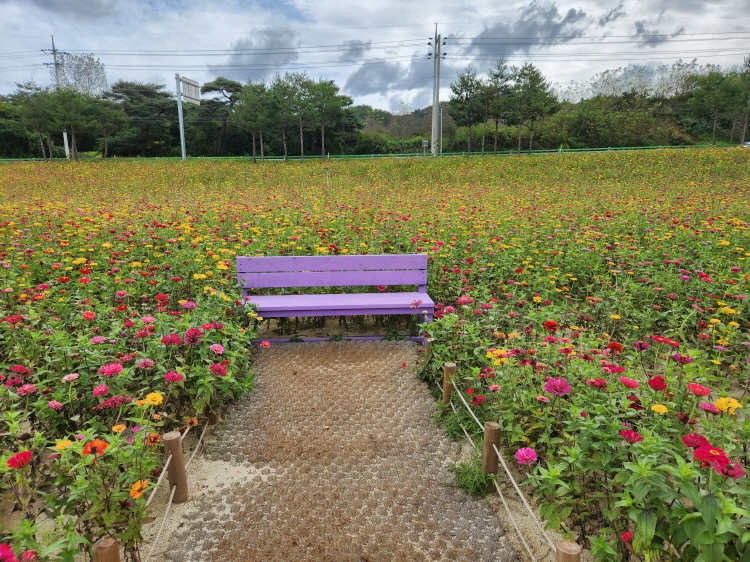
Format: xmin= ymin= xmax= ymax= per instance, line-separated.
xmin=1 ymin=148 xmax=749 ymax=561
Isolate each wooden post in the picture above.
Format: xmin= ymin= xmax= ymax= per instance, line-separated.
xmin=162 ymin=431 xmax=188 ymax=504
xmin=92 ymin=536 xmax=120 ymax=562
xmin=556 ymin=540 xmax=581 ymax=562
xmin=481 ymin=421 xmax=501 ymax=490
xmin=442 ymin=362 xmax=456 ymax=406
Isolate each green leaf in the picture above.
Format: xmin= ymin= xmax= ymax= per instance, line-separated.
xmin=633 ymin=508 xmax=657 ymax=553
xmin=702 ymin=493 xmax=721 ymax=534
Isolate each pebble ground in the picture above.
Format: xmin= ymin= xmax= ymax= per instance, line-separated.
xmin=155 ymin=341 xmax=519 ymax=562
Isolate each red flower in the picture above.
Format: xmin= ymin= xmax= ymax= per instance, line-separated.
xmin=619 ymin=377 xmax=639 ymax=389
xmin=586 ymin=378 xmax=607 ymax=389
xmin=606 ymin=341 xmax=624 ymax=354
xmin=694 ymin=444 xmax=730 ymax=469
xmin=620 ymin=430 xmax=644 ymax=443
xmin=82 ymin=440 xmax=109 ymax=456
xmin=466 ymin=388 xmax=474 ymax=395
xmin=8 ymin=365 xmax=29 ymax=375
xmin=210 ymin=363 xmax=227 ymax=376
xmin=6 ymin=451 xmax=32 ymax=469
xmin=470 ymin=395 xmax=485 ymax=406
xmin=682 ymin=433 xmax=709 ymax=449
xmin=542 ymin=320 xmax=559 ymax=332
xmin=161 ymin=333 xmax=182 ymax=345
xmin=717 ymin=460 xmax=747 ymax=479
xmin=647 ymin=375 xmax=667 ymax=391
xmin=81 ymin=311 xmax=96 ymax=321
xmin=621 ymin=532 xmax=634 ymax=548
xmin=686 ymin=383 xmax=711 ymax=396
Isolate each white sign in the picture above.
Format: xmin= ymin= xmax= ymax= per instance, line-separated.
xmin=181 ymin=77 xmax=201 ymax=105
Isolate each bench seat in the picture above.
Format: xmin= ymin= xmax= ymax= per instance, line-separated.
xmin=245 ymin=291 xmax=435 ymax=318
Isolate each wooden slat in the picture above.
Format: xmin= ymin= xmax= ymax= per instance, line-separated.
xmin=236 ymin=254 xmax=427 ymax=273
xmin=239 ymin=269 xmax=426 ymax=288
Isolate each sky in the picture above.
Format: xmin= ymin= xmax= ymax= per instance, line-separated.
xmin=0 ymin=0 xmax=748 ymax=111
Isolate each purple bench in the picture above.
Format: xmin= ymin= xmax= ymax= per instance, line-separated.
xmin=236 ymin=254 xmax=434 ymax=339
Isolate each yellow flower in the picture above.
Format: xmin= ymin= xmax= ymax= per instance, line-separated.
xmin=609 ymin=314 xmax=621 ymax=320
xmin=507 ymin=332 xmax=520 ymax=339
xmin=728 ymin=321 xmax=739 ymax=328
xmin=144 ymin=392 xmax=163 ymax=406
xmin=130 ymin=480 xmax=149 ymax=499
xmin=55 ymin=440 xmax=73 ymax=450
xmin=651 ymin=404 xmax=669 ymax=414
xmin=714 ymin=397 xmax=742 ymax=415
xmin=112 ymin=424 xmax=126 ymax=433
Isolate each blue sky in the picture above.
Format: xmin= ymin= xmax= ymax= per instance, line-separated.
xmin=0 ymin=0 xmax=747 ymax=110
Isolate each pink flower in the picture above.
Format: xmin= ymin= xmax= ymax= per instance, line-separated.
xmin=180 ymin=301 xmax=198 ymax=309
xmin=17 ymin=384 xmax=37 ymax=397
xmin=116 ymin=290 xmax=128 ymax=297
xmin=619 ymin=430 xmax=644 ymax=443
xmin=376 ymin=285 xmax=387 ymax=292
xmin=717 ymin=460 xmax=747 ymax=479
xmin=98 ymin=363 xmax=123 ymax=377
xmin=0 ymin=544 xmax=19 ymax=562
xmin=141 ymin=316 xmax=156 ymax=324
xmin=184 ymin=328 xmax=204 ymax=345
xmin=699 ymin=402 xmax=721 ymax=415
xmin=488 ymin=385 xmax=501 ymax=391
xmin=89 ymin=336 xmax=107 ymax=344
xmin=48 ymin=400 xmax=63 ymax=410
xmin=619 ymin=377 xmax=639 ymax=389
xmin=164 ymin=371 xmax=184 ymax=382
xmin=161 ymin=333 xmax=182 ymax=345
xmin=62 ymin=373 xmax=79 ymax=382
xmin=543 ymin=377 xmax=571 ymax=396
xmin=136 ymin=359 xmax=155 ymax=369
xmin=443 ymin=306 xmax=455 ymax=313
xmin=8 ymin=365 xmax=29 ymax=375
xmin=470 ymin=395 xmax=485 ymax=406
xmin=259 ymin=341 xmax=271 ymax=349
xmin=210 ymin=344 xmax=224 ymax=354
xmin=687 ymin=383 xmax=711 ymax=396
xmin=93 ymin=384 xmax=109 ymax=397
xmin=515 ymin=448 xmax=538 ymax=465
xmin=210 ymin=363 xmax=227 ymax=376
xmin=536 ymin=395 xmax=549 ymax=402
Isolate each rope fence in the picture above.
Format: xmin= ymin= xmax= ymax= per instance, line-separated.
xmin=91 ymin=421 xmax=215 ymax=562
xmin=440 ymin=362 xmax=582 ymax=562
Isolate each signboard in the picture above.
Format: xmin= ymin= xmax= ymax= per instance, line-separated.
xmin=181 ymin=77 xmax=201 ymax=105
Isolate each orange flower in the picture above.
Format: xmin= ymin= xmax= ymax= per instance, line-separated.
xmin=146 ymin=433 xmax=162 ymax=446
xmin=130 ymin=480 xmax=149 ymax=499
xmin=186 ymin=416 xmax=199 ymax=427
xmin=82 ymin=439 xmax=109 ymax=456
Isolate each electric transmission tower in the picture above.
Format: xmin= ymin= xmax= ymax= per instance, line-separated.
xmin=428 ymin=27 xmax=446 ymax=156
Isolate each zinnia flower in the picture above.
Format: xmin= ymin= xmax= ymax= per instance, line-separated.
xmin=161 ymin=333 xmax=181 ymax=345
xmin=651 ymin=404 xmax=669 ymax=414
xmin=619 ymin=377 xmax=639 ymax=389
xmin=694 ymin=444 xmax=730 ymax=469
xmin=209 ymin=344 xmax=224 ymax=354
xmin=62 ymin=373 xmax=79 ymax=382
xmin=544 ymin=377 xmax=571 ymax=396
xmin=699 ymin=402 xmax=721 ymax=415
xmin=647 ymin=376 xmax=667 ymax=391
xmin=6 ymin=451 xmax=32 ymax=469
xmin=144 ymin=392 xmax=163 ymax=406
xmin=687 ymin=383 xmax=711 ymax=396
xmin=164 ymin=371 xmax=184 ymax=382
xmin=82 ymin=439 xmax=109 ymax=456
xmin=55 ymin=440 xmax=73 ymax=450
xmin=210 ymin=363 xmax=227 ymax=376
xmin=713 ymin=397 xmax=742 ymax=415
xmin=682 ymin=433 xmax=709 ymax=449
xmin=97 ymin=363 xmax=123 ymax=377
xmin=619 ymin=430 xmax=644 ymax=443
xmin=93 ymin=384 xmax=109 ymax=397
xmin=48 ymin=400 xmax=63 ymax=410
xmin=259 ymin=341 xmax=271 ymax=349
xmin=515 ymin=448 xmax=538 ymax=465
xmin=81 ymin=311 xmax=96 ymax=321
xmin=130 ymin=480 xmax=149 ymax=499
xmin=470 ymin=395 xmax=485 ymax=406
xmin=16 ymin=384 xmax=37 ymax=396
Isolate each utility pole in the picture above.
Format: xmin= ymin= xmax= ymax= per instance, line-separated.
xmin=51 ymin=36 xmax=61 ymax=89
xmin=175 ymin=74 xmax=187 ymax=161
xmin=429 ymin=26 xmax=443 ymax=157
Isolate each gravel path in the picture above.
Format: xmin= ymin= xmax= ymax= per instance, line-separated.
xmin=150 ymin=341 xmax=518 ymax=562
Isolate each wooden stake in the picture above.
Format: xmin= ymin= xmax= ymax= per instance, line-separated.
xmin=162 ymin=431 xmax=188 ymax=504
xmin=555 ymin=539 xmax=581 ymax=562
xmin=93 ymin=536 xmax=120 ymax=562
xmin=442 ymin=362 xmax=456 ymax=406
xmin=481 ymin=422 xmax=501 ymax=489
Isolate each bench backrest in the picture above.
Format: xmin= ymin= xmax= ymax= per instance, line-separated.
xmin=237 ymin=254 xmax=428 ymax=291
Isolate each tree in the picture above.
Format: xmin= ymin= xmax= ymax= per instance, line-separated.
xmin=104 ymin=81 xmax=177 ymax=157
xmin=12 ymin=82 xmax=57 ymax=160
xmin=50 ymin=88 xmax=97 ymax=159
xmin=507 ymin=63 xmax=559 ymax=152
xmin=269 ymin=73 xmax=299 ymax=161
xmin=688 ymin=71 xmax=744 ymax=146
xmin=236 ymin=81 xmax=274 ymax=162
xmin=310 ymin=79 xmax=353 ymax=157
xmin=0 ymin=98 xmax=36 ymax=158
xmin=200 ymin=77 xmax=243 ymax=155
xmin=485 ymin=60 xmax=512 ymax=153
xmin=54 ymin=53 xmax=108 ymax=96
xmin=91 ymin=99 xmax=130 ymax=157
xmin=447 ymin=66 xmax=484 ymax=152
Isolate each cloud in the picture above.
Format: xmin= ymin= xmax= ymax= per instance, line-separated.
xmin=468 ymin=1 xmax=587 ymax=58
xmin=339 ymin=40 xmax=372 ymax=62
xmin=632 ymin=20 xmax=685 ymax=48
xmin=343 ymin=53 xmax=433 ymax=96
xmin=208 ymin=29 xmax=300 ymax=82
xmin=598 ymin=2 xmax=625 ymax=27
xmin=10 ymin=0 xmax=118 ymax=18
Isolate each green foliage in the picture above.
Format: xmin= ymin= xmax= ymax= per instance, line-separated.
xmin=447 ymin=451 xmax=495 ymax=497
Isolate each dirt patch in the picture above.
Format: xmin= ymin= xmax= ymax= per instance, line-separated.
xmin=143 ymin=341 xmax=518 ymax=562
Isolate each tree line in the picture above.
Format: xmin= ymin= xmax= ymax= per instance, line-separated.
xmin=0 ymin=57 xmax=748 ymax=159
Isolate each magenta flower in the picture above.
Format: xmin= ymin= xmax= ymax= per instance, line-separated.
xmin=699 ymin=402 xmax=721 ymax=415
xmin=93 ymin=384 xmax=109 ymax=397
xmin=136 ymin=359 xmax=155 ymax=369
xmin=259 ymin=341 xmax=271 ymax=349
xmin=671 ymin=354 xmax=695 ymax=365
xmin=161 ymin=333 xmax=181 ymax=345
xmin=98 ymin=363 xmax=123 ymax=377
xmin=209 ymin=344 xmax=224 ymax=355
xmin=48 ymin=400 xmax=63 ymax=410
xmin=180 ymin=301 xmax=198 ymax=309
xmin=141 ymin=316 xmax=156 ymax=324
xmin=184 ymin=328 xmax=204 ymax=345
xmin=543 ymin=377 xmax=571 ymax=396
xmin=164 ymin=371 xmax=184 ymax=382
xmin=89 ymin=336 xmax=107 ymax=344
xmin=515 ymin=448 xmax=538 ymax=465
